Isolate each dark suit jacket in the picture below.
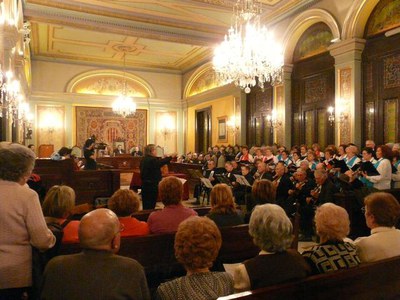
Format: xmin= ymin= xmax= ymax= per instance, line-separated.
xmin=316 ymin=179 xmax=339 ymax=205
xmin=276 ymin=174 xmax=294 ymax=204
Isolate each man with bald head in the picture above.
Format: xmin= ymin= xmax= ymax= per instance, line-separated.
xmin=41 ymin=209 xmax=150 ymax=300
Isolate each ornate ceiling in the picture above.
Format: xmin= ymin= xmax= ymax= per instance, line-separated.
xmin=23 ymin=0 xmax=318 ymax=73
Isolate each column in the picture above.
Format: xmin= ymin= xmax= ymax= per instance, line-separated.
xmin=277 ymin=64 xmax=293 ymax=147
xmin=329 ymin=38 xmax=366 ymax=146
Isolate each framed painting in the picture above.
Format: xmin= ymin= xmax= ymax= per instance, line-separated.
xmin=218 ymin=116 xmax=227 ymax=143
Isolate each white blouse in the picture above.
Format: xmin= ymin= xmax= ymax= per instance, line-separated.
xmin=366 ymin=158 xmax=392 ymax=190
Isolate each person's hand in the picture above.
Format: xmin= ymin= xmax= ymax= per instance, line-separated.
xmin=306 ymin=197 xmax=313 ymax=204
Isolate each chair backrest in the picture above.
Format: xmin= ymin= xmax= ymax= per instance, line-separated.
xmin=38 ymin=144 xmax=54 ymax=158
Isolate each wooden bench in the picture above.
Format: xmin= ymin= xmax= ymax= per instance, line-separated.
xmin=59 ymin=224 xmax=259 ymax=289
xmin=222 ymin=255 xmax=400 ymax=300
xmin=132 ymin=206 xmax=212 ymax=222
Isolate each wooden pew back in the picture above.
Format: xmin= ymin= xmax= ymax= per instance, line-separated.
xmin=225 ymin=255 xmax=400 ymax=300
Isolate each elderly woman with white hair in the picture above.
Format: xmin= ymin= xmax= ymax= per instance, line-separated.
xmin=233 ymin=204 xmax=310 ymax=292
xmin=0 ymin=144 xmax=55 ymax=299
xmin=302 ymin=203 xmax=360 ymax=274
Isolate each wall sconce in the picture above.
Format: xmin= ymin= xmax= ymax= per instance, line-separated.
xmin=265 ymin=109 xmax=282 ymax=133
xmin=327 ymin=106 xmax=335 ymax=126
xmin=226 ymin=116 xmax=240 ymax=144
xmin=158 ymin=113 xmax=175 ymax=148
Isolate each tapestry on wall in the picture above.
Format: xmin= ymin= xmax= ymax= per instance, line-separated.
xmin=76 ymin=106 xmax=147 ymax=151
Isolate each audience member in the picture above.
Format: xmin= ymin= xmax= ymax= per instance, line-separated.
xmin=108 ymin=189 xmax=149 ymax=237
xmin=302 ymin=203 xmax=360 ymax=274
xmin=41 ymin=208 xmax=150 ymax=300
xmin=354 ymin=192 xmax=400 ymax=262
xmin=42 ymin=185 xmax=80 ymax=244
xmin=156 ymin=216 xmax=234 ymax=299
xmin=392 ymin=150 xmax=400 ymax=188
xmin=148 ymin=176 xmax=197 ymax=233
xmin=0 ymin=144 xmax=55 ymax=299
xmin=233 ymin=204 xmax=310 ymax=292
xmin=206 ymin=184 xmax=244 ymax=227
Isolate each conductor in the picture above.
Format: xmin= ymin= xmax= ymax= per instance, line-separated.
xmin=140 ymin=144 xmax=173 ymax=210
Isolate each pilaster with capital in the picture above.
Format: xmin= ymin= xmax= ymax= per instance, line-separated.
xmin=278 ymin=64 xmax=293 ymax=147
xmin=329 ymin=38 xmax=366 ymax=146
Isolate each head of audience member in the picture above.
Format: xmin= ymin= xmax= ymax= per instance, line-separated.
xmin=210 ymin=184 xmax=236 ymax=214
xmin=58 ymin=147 xmax=72 ymax=158
xmin=376 ymin=144 xmax=392 ymax=160
xmin=364 ymin=192 xmax=400 ymax=229
xmin=207 ymin=160 xmax=215 ymax=170
xmin=252 ymin=179 xmax=276 ymax=205
xmin=28 ymin=144 xmax=35 ymax=152
xmin=314 ymin=169 xmax=328 ymax=186
xmin=108 ymin=189 xmax=140 ymax=217
xmin=345 ymin=145 xmax=358 ymax=158
xmin=225 ymin=161 xmax=234 ymax=173
xmin=249 ymin=204 xmax=293 ymax=252
xmin=79 ymin=208 xmax=122 ymax=252
xmin=275 ymin=162 xmax=285 ymax=177
xmin=315 ymin=203 xmax=350 ymax=244
xmin=365 ymin=140 xmax=376 ymax=149
xmin=159 ymin=176 xmax=183 ymax=207
xmin=144 ymin=144 xmax=157 ymax=157
xmin=42 ymin=185 xmax=76 ymax=219
xmin=0 ymin=143 xmax=35 ymax=185
xmin=362 ymin=147 xmax=374 ymax=162
xmin=175 ymin=216 xmax=222 ymax=274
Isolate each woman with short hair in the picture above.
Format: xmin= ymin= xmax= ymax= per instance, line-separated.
xmin=156 ymin=216 xmax=234 ymax=300
xmin=302 ymin=203 xmax=360 ymax=274
xmin=354 ymin=192 xmax=400 ymax=262
xmin=206 ymin=184 xmax=244 ymax=227
xmin=108 ymin=189 xmax=149 ymax=237
xmin=233 ymin=204 xmax=310 ymax=292
xmin=42 ymin=185 xmax=80 ymax=244
xmin=148 ymin=176 xmax=197 ymax=234
xmin=0 ymin=144 xmax=55 ymax=298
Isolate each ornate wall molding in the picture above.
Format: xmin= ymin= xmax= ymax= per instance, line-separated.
xmin=282 ymin=8 xmax=340 ymax=64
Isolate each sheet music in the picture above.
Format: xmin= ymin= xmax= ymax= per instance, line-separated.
xmin=200 ymin=177 xmax=214 ymax=189
xmin=234 ymin=174 xmax=252 ymax=187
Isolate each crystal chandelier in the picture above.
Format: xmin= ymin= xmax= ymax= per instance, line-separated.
xmin=112 ymin=52 xmax=136 ymax=117
xmin=213 ymin=0 xmax=284 ymax=93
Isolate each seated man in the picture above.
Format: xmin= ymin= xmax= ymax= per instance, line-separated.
xmin=354 ymin=192 xmax=400 ymax=262
xmin=40 ymin=208 xmax=150 ymax=300
xmin=113 ymin=144 xmax=125 ymax=156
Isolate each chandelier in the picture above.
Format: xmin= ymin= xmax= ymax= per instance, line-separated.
xmin=213 ymin=0 xmax=284 ymax=93
xmin=112 ymin=52 xmax=137 ymax=117
xmin=0 ymin=70 xmax=22 ymax=121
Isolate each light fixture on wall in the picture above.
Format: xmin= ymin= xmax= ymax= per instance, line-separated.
xmin=159 ymin=113 xmax=175 ymax=150
xmin=213 ymin=0 xmax=284 ymax=94
xmin=327 ymin=106 xmax=335 ymax=126
xmin=0 ymin=69 xmax=22 ymax=123
xmin=227 ymin=115 xmax=240 ymax=144
xmin=265 ymin=109 xmax=281 ymax=132
xmin=112 ymin=50 xmax=136 ymax=118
